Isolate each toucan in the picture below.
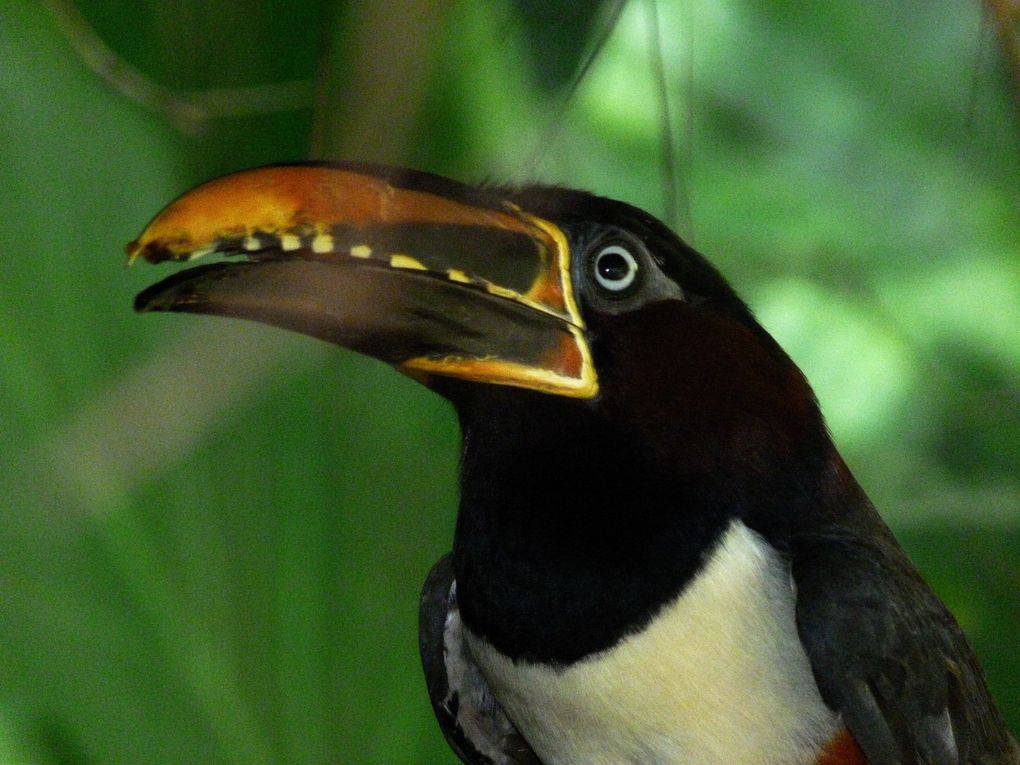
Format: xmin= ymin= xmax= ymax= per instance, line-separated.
xmin=129 ymin=162 xmax=1019 ymax=765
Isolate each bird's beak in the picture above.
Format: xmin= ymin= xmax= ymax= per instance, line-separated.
xmin=129 ymin=163 xmax=598 ymax=398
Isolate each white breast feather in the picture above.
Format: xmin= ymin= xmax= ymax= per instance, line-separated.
xmin=464 ymin=520 xmax=840 ymax=765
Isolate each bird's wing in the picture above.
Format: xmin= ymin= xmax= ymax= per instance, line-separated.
xmin=792 ymin=529 xmax=1020 ymax=765
xmin=419 ymin=554 xmax=544 ymax=765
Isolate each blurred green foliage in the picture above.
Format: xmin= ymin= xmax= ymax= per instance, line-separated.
xmin=1 ymin=0 xmax=1018 ymax=763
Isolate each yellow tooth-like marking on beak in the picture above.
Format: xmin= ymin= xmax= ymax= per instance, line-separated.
xmin=484 ymin=282 xmax=520 ymax=301
xmin=186 ymin=246 xmax=215 ymax=262
xmin=350 ymin=245 xmax=372 ymax=259
xmin=446 ymin=269 xmax=472 ymax=284
xmin=279 ymin=234 xmax=302 ymax=251
xmin=311 ymin=234 xmax=334 ymax=253
xmin=243 ymin=235 xmax=261 ymax=251
xmin=389 ymin=254 xmax=428 ymax=271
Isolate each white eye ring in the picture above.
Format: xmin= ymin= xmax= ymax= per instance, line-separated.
xmin=592 ymin=244 xmax=639 ymax=293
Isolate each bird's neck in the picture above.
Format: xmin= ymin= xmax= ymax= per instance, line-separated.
xmin=449 ymin=389 xmax=835 ymax=665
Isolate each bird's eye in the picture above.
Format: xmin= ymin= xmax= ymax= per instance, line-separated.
xmin=592 ymin=244 xmax=639 ymax=294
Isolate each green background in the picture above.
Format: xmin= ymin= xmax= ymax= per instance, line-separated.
xmin=2 ymin=1 xmax=1018 ymax=762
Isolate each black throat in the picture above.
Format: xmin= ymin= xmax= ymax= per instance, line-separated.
xmin=448 ymin=386 xmax=738 ymax=665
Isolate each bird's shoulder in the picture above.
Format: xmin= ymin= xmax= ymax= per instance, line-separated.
xmin=789 ymin=522 xmax=1019 ymax=765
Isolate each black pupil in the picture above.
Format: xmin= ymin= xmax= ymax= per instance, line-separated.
xmin=598 ymin=251 xmax=630 ymax=282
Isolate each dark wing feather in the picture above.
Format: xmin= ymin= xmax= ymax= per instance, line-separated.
xmin=419 ymin=554 xmax=544 ymax=765
xmin=792 ymin=528 xmax=1020 ymax=765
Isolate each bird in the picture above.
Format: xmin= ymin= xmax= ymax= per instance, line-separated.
xmin=128 ymin=161 xmax=1019 ymax=765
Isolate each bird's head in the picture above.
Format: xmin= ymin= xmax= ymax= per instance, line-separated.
xmin=130 ymin=162 xmax=831 ymax=524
